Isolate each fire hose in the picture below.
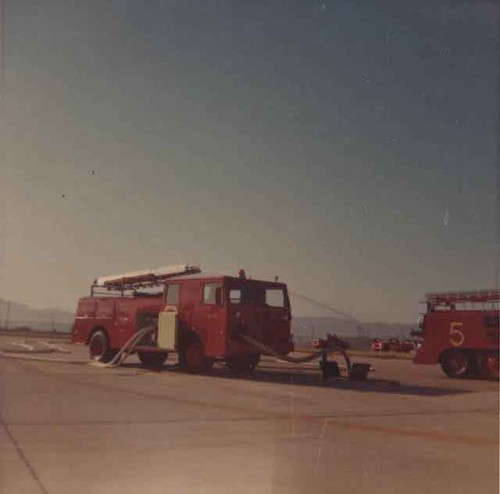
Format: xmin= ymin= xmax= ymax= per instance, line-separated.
xmin=238 ymin=332 xmax=351 ymax=370
xmin=90 ymin=325 xmax=156 ymax=368
xmin=0 ymin=326 xmax=156 ymax=368
xmin=1 ymin=326 xmax=362 ymax=378
xmin=92 ymin=327 xmax=354 ymax=378
xmin=94 ymin=326 xmax=353 ymax=371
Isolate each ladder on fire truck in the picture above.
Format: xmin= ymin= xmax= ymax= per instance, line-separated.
xmin=425 ymin=289 xmax=500 ymax=309
xmin=90 ymin=263 xmax=201 ymax=295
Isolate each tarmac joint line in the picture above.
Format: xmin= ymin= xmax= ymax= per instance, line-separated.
xmin=0 ymin=411 xmax=49 ymax=494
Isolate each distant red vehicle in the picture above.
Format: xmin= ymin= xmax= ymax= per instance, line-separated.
xmin=414 ymin=289 xmax=499 ymax=379
xmin=371 ymin=338 xmax=414 ymax=353
xmin=71 ymin=264 xmax=294 ymax=373
xmin=388 ymin=338 xmax=402 ymax=352
xmin=371 ymin=339 xmax=388 ymax=351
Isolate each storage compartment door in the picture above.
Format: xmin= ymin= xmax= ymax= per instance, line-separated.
xmin=158 ymin=310 xmax=178 ymax=350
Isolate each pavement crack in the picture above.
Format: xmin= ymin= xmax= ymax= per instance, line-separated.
xmin=0 ymin=411 xmax=50 ymax=494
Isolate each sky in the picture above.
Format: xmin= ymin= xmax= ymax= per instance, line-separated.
xmin=1 ymin=0 xmax=499 ymax=323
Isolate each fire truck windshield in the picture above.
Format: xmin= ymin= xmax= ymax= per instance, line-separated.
xmin=228 ymin=286 xmax=286 ymax=308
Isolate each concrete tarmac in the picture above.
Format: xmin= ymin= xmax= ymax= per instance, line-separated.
xmin=0 ymin=334 xmax=498 ymax=493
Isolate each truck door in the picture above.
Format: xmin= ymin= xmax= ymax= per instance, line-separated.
xmin=193 ymin=282 xmax=226 ymax=357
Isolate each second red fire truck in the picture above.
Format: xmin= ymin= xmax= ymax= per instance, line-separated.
xmin=413 ymin=289 xmax=499 ymax=379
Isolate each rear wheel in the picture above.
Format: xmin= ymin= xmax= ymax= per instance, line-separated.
xmin=441 ymin=349 xmax=470 ymax=378
xmin=138 ymin=351 xmax=168 ymax=369
xmin=89 ymin=330 xmax=113 ymax=363
xmin=180 ymin=339 xmax=213 ymax=373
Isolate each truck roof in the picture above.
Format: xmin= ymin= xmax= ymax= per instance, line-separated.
xmin=90 ymin=264 xmax=287 ymax=294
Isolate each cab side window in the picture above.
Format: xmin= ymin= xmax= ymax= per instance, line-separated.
xmin=229 ymin=289 xmax=242 ymax=304
xmin=266 ymin=289 xmax=285 ymax=308
xmin=165 ymin=284 xmax=180 ymax=305
xmin=203 ymin=283 xmax=220 ymax=305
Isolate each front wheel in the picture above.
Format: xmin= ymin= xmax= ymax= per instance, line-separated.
xmin=180 ymin=339 xmax=213 ymax=373
xmin=441 ymin=349 xmax=471 ymax=378
xmin=89 ymin=330 xmax=114 ymax=363
xmin=138 ymin=351 xmax=168 ymax=369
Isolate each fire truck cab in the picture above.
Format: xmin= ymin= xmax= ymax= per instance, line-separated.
xmin=413 ymin=289 xmax=499 ymax=379
xmin=71 ymin=264 xmax=294 ymax=372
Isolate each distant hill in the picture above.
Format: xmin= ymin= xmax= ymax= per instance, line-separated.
xmin=0 ymin=298 xmax=74 ymax=332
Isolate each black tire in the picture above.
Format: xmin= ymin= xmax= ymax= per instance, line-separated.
xmin=89 ymin=330 xmax=113 ymax=363
xmin=138 ymin=351 xmax=168 ymax=369
xmin=441 ymin=349 xmax=471 ymax=378
xmin=179 ymin=339 xmax=213 ymax=373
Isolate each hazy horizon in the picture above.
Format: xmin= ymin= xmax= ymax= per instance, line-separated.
xmin=1 ymin=1 xmax=499 ymax=324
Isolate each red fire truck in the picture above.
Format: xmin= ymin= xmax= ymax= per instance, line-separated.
xmin=413 ymin=289 xmax=499 ymax=379
xmin=71 ymin=264 xmax=294 ymax=372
